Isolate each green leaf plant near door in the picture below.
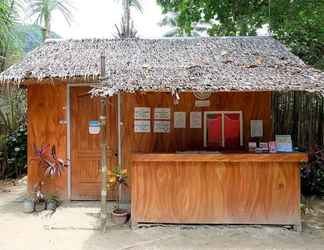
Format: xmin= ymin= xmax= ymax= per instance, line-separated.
xmin=108 ymin=165 xmax=129 ymax=224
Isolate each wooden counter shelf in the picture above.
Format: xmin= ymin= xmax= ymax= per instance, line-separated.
xmin=132 ymin=152 xmax=308 ymax=163
xmin=131 ymin=152 xmax=307 ymax=231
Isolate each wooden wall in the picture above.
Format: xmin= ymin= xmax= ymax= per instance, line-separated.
xmin=122 ymin=92 xmax=272 ymax=176
xmin=27 ymin=84 xmax=67 ymax=198
xmin=26 ymin=87 xmax=273 ymax=200
xmin=132 ymin=153 xmax=304 ymax=226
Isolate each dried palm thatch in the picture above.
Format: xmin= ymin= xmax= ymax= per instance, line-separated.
xmin=0 ymin=37 xmax=323 ymax=96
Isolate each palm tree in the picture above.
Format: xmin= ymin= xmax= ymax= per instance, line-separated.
xmin=27 ymin=0 xmax=73 ymax=41
xmin=159 ymin=12 xmax=212 ymax=37
xmin=115 ymin=0 xmax=142 ymax=38
xmin=0 ymin=0 xmax=22 ymax=71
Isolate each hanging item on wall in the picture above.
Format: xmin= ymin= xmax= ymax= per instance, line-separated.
xmin=190 ymin=112 xmax=202 ymax=128
xmin=251 ymin=120 xmax=263 ymax=138
xmin=174 ymin=112 xmax=186 ymax=128
xmin=154 ymin=120 xmax=170 ymax=133
xmin=89 ymin=120 xmax=101 ymax=135
xmin=154 ymin=108 xmax=171 ymax=120
xmin=193 ymin=92 xmax=211 ymax=100
xmin=134 ymin=120 xmax=151 ymax=133
xmin=134 ymin=107 xmax=151 ymax=120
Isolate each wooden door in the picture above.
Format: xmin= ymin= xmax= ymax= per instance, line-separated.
xmin=71 ymin=86 xmax=116 ymax=200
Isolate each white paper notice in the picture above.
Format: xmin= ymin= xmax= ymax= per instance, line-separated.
xmin=251 ymin=120 xmax=263 ymax=137
xmin=174 ymin=112 xmax=186 ymax=128
xmin=134 ymin=107 xmax=150 ymax=120
xmin=195 ymin=100 xmax=210 ymax=107
xmin=190 ymin=112 xmax=202 ymax=128
xmin=154 ymin=108 xmax=171 ymax=120
xmin=134 ymin=120 xmax=151 ymax=133
xmin=154 ymin=121 xmax=170 ymax=133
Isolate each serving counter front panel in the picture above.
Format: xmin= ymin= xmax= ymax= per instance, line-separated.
xmin=131 ymin=153 xmax=307 ymax=228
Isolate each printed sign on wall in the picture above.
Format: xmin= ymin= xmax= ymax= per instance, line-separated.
xmin=195 ymin=100 xmax=210 ymax=107
xmin=89 ymin=121 xmax=101 ymax=135
xmin=134 ymin=120 xmax=151 ymax=133
xmin=251 ymin=120 xmax=263 ymax=137
xmin=154 ymin=120 xmax=170 ymax=133
xmin=190 ymin=112 xmax=202 ymax=128
xmin=174 ymin=112 xmax=186 ymax=128
xmin=134 ymin=107 xmax=151 ymax=120
xmin=154 ymin=108 xmax=171 ymax=120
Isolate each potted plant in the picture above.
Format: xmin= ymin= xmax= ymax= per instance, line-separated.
xmin=46 ymin=194 xmax=61 ymax=211
xmin=31 ymin=144 xmax=67 ymax=211
xmin=23 ymin=181 xmax=48 ymax=213
xmin=108 ymin=166 xmax=129 ymax=225
xmin=23 ymin=194 xmax=36 ymax=213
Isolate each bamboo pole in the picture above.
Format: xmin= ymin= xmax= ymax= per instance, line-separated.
xmin=99 ymin=55 xmax=108 ymax=231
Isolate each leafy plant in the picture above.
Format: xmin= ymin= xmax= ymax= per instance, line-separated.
xmin=108 ymin=165 xmax=128 ymax=211
xmin=157 ymin=0 xmax=324 ymax=70
xmin=5 ymin=123 xmax=27 ymax=178
xmin=301 ymin=145 xmax=324 ymax=196
xmin=46 ymin=193 xmax=61 ymax=206
xmin=0 ymin=0 xmax=24 ymax=71
xmin=0 ymin=87 xmax=26 ymax=134
xmin=33 ymin=144 xmax=67 ymax=177
xmin=27 ymin=0 xmax=74 ymax=41
xmin=114 ymin=0 xmax=142 ymax=38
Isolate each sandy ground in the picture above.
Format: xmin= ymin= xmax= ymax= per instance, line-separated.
xmin=1 ymin=177 xmax=324 ymax=250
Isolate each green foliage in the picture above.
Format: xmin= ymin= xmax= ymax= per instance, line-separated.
xmin=0 ymin=0 xmax=23 ymax=71
xmin=159 ymin=11 xmax=211 ymax=37
xmin=157 ymin=0 xmax=324 ymax=70
xmin=301 ymin=146 xmax=324 ymax=196
xmin=5 ymin=123 xmax=27 ymax=178
xmin=0 ymin=87 xmax=26 ymax=179
xmin=0 ymin=87 xmax=26 ymax=133
xmin=27 ymin=0 xmax=73 ymax=40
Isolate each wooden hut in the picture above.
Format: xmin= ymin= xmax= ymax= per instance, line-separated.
xmin=1 ymin=37 xmax=324 ymax=230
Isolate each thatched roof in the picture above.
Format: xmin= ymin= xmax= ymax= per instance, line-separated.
xmin=1 ymin=37 xmax=323 ymax=96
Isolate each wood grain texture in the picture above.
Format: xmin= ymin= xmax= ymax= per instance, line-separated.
xmin=131 ymin=154 xmax=303 ymax=225
xmin=122 ymin=91 xmax=273 ymax=193
xmin=27 ymin=84 xmax=67 ymax=198
xmin=122 ymin=91 xmax=272 ymax=153
xmin=132 ymin=153 xmax=308 ymax=162
xmin=71 ymin=87 xmax=117 ymax=200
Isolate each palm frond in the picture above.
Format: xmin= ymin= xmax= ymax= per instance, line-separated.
xmin=26 ymin=0 xmax=73 ymax=37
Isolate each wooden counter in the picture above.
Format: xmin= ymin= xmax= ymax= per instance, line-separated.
xmin=131 ymin=153 xmax=307 ymax=230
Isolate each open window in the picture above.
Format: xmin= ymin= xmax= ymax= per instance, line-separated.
xmin=204 ymin=111 xmax=243 ymax=150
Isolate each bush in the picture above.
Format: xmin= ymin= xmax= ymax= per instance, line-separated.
xmin=301 ymin=145 xmax=324 ymax=196
xmin=5 ymin=123 xmax=27 ymax=178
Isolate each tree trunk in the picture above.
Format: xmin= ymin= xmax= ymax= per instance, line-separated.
xmin=99 ymin=55 xmax=108 ymax=231
xmin=123 ymin=0 xmax=130 ymax=37
xmin=43 ymin=15 xmax=51 ymax=41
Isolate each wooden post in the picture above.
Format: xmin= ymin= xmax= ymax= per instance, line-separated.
xmin=99 ymin=55 xmax=108 ymax=231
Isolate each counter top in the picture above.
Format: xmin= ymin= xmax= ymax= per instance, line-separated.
xmin=132 ymin=152 xmax=308 ymax=163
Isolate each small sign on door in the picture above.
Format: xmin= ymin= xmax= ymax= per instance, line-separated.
xmin=89 ymin=120 xmax=101 ymax=135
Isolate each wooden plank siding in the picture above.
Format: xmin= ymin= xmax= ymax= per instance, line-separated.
xmin=26 ymin=87 xmax=273 ymax=200
xmin=121 ymin=91 xmax=273 ymax=187
xmin=131 ymin=153 xmax=307 ymax=225
xmin=27 ymin=84 xmax=67 ymax=198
